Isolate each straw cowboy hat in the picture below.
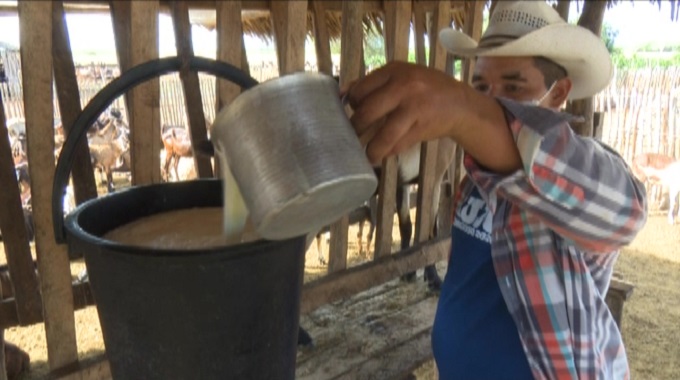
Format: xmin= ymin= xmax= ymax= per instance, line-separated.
xmin=439 ymin=1 xmax=613 ymax=100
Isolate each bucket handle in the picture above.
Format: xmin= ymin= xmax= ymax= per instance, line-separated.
xmin=52 ymin=56 xmax=259 ymax=244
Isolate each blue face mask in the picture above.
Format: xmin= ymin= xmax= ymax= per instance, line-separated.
xmin=524 ymin=81 xmax=557 ymax=106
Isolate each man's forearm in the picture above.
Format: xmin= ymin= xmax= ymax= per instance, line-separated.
xmin=447 ymin=88 xmax=522 ymax=175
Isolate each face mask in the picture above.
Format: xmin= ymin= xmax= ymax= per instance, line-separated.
xmin=524 ymin=81 xmax=557 ymax=106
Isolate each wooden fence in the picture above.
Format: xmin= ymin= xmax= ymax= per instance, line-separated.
xmin=2 ymin=46 xmax=679 ymax=163
xmin=594 ymin=66 xmax=680 ymax=163
xmin=1 ymin=50 xmax=332 ymax=127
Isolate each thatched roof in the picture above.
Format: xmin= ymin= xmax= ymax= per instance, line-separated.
xmin=190 ymin=7 xmax=470 ymax=42
xmin=188 ymin=0 xmax=678 ymax=42
xmin=0 ymin=0 xmax=676 ymax=38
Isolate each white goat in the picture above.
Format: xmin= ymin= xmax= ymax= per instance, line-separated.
xmin=641 ymin=160 xmax=680 ymax=225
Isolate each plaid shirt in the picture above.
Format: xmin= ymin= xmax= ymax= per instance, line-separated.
xmin=457 ymin=98 xmax=648 ymax=380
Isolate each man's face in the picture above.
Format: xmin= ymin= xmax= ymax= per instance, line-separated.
xmin=471 ymin=56 xmax=551 ymax=106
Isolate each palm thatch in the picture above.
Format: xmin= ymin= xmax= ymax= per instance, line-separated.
xmin=189 ymin=0 xmax=678 ymax=43
xmin=191 ymin=5 xmax=471 ymax=42
xmin=0 ymin=0 xmax=676 ymax=36
xmin=241 ymin=10 xmax=387 ymax=42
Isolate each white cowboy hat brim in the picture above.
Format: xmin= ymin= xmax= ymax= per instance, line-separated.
xmin=439 ymin=24 xmax=613 ymax=100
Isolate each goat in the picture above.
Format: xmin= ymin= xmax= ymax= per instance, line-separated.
xmin=635 ymin=158 xmax=680 ymax=225
xmin=313 ymin=200 xmax=377 ymax=265
xmin=88 ymin=121 xmax=130 ymax=193
xmin=364 ymin=139 xmax=458 ymax=291
xmin=9 ymin=162 xmax=35 ymax=242
xmin=632 ymin=152 xmax=677 ymax=210
xmin=14 ymin=161 xmax=31 ymax=207
xmin=6 ymin=119 xmax=28 ymax=165
xmin=310 ymin=140 xmax=456 ymax=289
xmin=10 ymin=133 xmax=27 ymax=167
xmin=161 ymin=126 xmax=193 ymax=182
xmin=54 ymin=121 xmax=66 ymax=160
xmin=111 ymin=148 xmax=132 ymax=183
xmin=5 ymin=118 xmax=25 ymax=141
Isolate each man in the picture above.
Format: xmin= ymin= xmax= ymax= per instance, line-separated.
xmin=343 ymin=2 xmax=647 ymax=379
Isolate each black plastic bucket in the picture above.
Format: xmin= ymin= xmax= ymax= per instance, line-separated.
xmin=52 ymin=57 xmax=306 ymax=379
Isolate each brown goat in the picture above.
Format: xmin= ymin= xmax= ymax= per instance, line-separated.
xmin=632 ymin=152 xmax=677 ymax=210
xmin=88 ymin=122 xmax=129 ymax=193
xmin=161 ymin=127 xmax=193 ymax=182
xmin=632 ymin=153 xmax=676 ymax=185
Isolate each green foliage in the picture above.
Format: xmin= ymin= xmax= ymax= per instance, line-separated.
xmin=601 ymin=22 xmax=680 ymax=69
xmin=601 ymin=23 xmax=619 ymax=54
xmin=611 ymin=49 xmax=680 ymax=69
xmin=364 ymin=33 xmax=386 ymax=68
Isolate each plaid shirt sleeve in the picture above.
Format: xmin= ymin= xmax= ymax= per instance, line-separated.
xmin=464 ymin=98 xmax=648 ymax=253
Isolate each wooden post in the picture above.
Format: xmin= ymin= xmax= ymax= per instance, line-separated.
xmin=171 ymin=0 xmax=213 ymax=178
xmin=0 ymin=329 xmax=5 ymax=380
xmin=215 ymin=0 xmax=247 ymax=111
xmin=18 ymin=0 xmax=79 ymax=370
xmin=324 ymin=1 xmax=364 ymax=272
xmin=374 ymin=0 xmax=410 ymax=259
xmin=214 ymin=0 xmax=249 ymax=180
xmin=567 ymin=0 xmax=606 ymax=138
xmin=52 ymin=0 xmax=98 ymax=205
xmin=461 ymin=1 xmax=484 ymax=84
xmin=452 ymin=0 xmax=484 ymax=195
xmin=311 ymin=0 xmax=333 ymax=76
xmin=413 ymin=2 xmax=427 ymax=66
xmin=0 ymin=85 xmax=42 ymax=326
xmin=555 ymin=0 xmax=571 ymax=21
xmin=414 ymin=0 xmax=451 ymax=244
xmin=117 ymin=0 xmax=161 ymax=185
xmin=109 ymin=1 xmax=133 ymax=132
xmin=270 ymin=0 xmax=308 ymax=75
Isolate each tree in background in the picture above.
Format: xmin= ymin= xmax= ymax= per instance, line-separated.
xmin=602 ymin=21 xmax=680 ymax=69
xmin=601 ymin=23 xmax=618 ymax=53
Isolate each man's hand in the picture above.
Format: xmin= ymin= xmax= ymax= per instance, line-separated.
xmin=342 ymin=61 xmax=521 ymax=174
xmin=342 ymin=61 xmax=468 ymax=164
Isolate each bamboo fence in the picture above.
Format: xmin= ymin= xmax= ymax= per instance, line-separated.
xmin=595 ymin=66 xmax=680 ymax=163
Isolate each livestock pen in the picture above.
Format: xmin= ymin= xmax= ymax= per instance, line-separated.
xmin=0 ymin=1 xmax=644 ymax=379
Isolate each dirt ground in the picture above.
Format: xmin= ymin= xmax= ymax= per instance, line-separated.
xmin=2 ymin=208 xmax=679 ymax=379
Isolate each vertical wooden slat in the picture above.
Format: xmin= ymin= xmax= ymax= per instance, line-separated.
xmin=414 ymin=0 xmax=451 ymax=244
xmin=568 ymin=0 xmax=606 ymax=138
xmin=374 ymin=1 xmax=410 ymax=258
xmin=311 ymin=0 xmax=333 ymax=75
xmin=216 ymin=0 xmax=247 ymax=113
xmin=461 ymin=0 xmax=484 ymax=83
xmin=0 ymin=329 xmax=5 ymax=380
xmin=110 ymin=1 xmax=131 ymax=72
xmin=383 ymin=1 xmax=412 ymax=62
xmin=451 ymin=0 xmax=484 ymax=195
xmin=270 ymin=0 xmax=309 ymax=75
xmin=323 ymin=1 xmax=365 ymax=273
xmin=109 ymin=0 xmax=133 ymax=128
xmin=128 ymin=0 xmax=161 ymax=185
xmin=0 ymin=86 xmax=42 ymax=326
xmin=413 ymin=0 xmax=436 ymax=244
xmin=18 ymin=0 xmax=79 ymax=369
xmin=556 ymin=0 xmax=571 ymax=21
xmin=170 ymin=0 xmax=213 ymax=178
xmin=413 ymin=2 xmax=427 ymax=67
xmin=53 ymin=0 xmax=98 ymax=205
